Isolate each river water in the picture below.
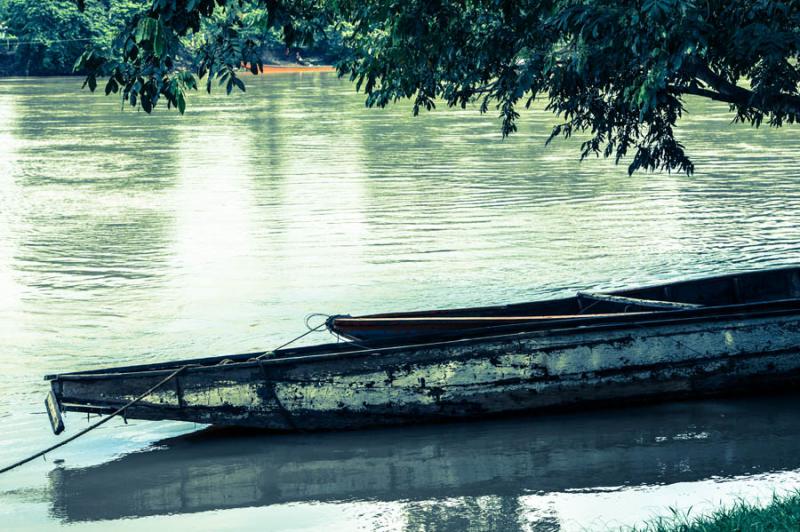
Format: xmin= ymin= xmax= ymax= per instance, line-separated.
xmin=1 ymin=74 xmax=800 ymax=531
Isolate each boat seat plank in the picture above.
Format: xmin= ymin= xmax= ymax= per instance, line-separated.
xmin=577 ymin=292 xmax=702 ymax=310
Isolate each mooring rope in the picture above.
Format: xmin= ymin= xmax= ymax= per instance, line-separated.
xmin=0 ymin=365 xmax=189 ymax=475
xmin=254 ymin=315 xmax=330 ymax=360
xmin=0 ymin=314 xmax=343 ymax=475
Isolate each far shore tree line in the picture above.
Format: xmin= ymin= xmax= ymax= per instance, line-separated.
xmin=3 ymin=1 xmax=799 ymax=176
xmin=0 ymin=0 xmax=344 ymax=77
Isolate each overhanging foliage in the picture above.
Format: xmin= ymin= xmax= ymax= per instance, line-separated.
xmin=75 ymin=0 xmax=800 ymax=175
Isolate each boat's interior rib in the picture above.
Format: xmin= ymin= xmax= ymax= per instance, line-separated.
xmin=576 ymin=292 xmax=702 ymax=312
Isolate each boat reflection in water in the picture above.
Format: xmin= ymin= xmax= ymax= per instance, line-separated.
xmin=49 ymin=393 xmax=800 ymax=529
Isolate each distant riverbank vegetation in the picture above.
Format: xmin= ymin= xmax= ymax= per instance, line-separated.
xmin=0 ymin=0 xmax=343 ymax=77
xmin=0 ymin=0 xmax=132 ymax=76
xmin=635 ymin=491 xmax=800 ymax=531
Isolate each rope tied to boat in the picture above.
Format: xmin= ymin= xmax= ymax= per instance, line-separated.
xmin=255 ymin=313 xmax=348 ymax=359
xmin=0 ymin=312 xmax=347 ymax=475
xmin=0 ymin=365 xmax=189 ymax=475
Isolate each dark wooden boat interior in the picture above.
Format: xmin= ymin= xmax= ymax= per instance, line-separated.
xmin=329 ymin=266 xmax=800 ymax=341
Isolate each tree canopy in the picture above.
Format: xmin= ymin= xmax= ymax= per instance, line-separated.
xmin=74 ymin=0 xmax=800 ymax=175
xmin=0 ymin=0 xmax=146 ymax=76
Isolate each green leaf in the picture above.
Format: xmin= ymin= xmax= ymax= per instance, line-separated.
xmin=73 ymin=51 xmax=89 ymax=72
xmin=136 ymin=18 xmax=156 ymax=44
xmin=104 ymin=78 xmax=118 ymax=95
xmin=153 ymin=21 xmax=166 ymax=57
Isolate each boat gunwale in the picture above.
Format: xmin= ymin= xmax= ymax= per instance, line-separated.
xmin=332 ymin=311 xmax=657 ymax=323
xmin=46 ymin=297 xmax=800 ymax=382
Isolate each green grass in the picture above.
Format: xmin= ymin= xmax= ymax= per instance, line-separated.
xmin=632 ymin=491 xmax=800 ymax=532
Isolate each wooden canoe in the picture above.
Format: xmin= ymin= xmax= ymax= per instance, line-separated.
xmin=44 ymin=266 xmax=800 ymax=433
xmin=327 ymin=267 xmax=798 ymax=341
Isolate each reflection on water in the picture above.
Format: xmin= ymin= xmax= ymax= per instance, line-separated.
xmin=48 ymin=394 xmax=800 ymax=529
xmin=1 ymin=74 xmax=800 ymax=530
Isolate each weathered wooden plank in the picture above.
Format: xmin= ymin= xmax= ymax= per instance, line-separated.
xmin=577 ymin=292 xmax=702 ymax=310
xmin=45 ymin=390 xmax=65 ymax=435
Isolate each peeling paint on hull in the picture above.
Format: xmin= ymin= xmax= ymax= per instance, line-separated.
xmin=51 ymin=314 xmax=800 ymax=431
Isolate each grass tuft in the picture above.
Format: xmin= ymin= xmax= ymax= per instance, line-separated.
xmin=631 ymin=491 xmax=800 ymax=532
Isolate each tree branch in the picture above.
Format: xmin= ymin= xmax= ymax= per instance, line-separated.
xmin=691 ymin=63 xmax=755 ymax=106
xmin=679 ymin=62 xmax=800 ymax=119
xmin=675 ymin=84 xmax=744 ymax=106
